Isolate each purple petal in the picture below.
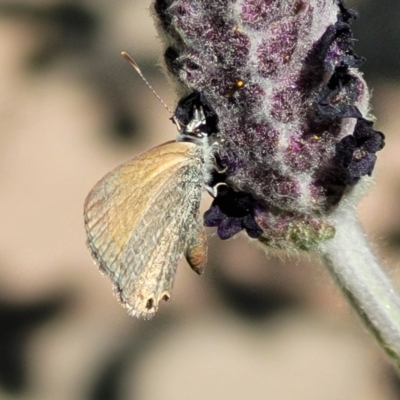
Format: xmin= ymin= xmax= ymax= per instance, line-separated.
xmin=217 ymin=218 xmax=242 ymax=240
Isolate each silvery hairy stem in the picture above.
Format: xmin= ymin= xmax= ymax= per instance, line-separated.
xmin=320 ymin=206 xmax=400 ymax=367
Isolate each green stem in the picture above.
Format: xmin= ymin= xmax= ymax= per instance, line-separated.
xmin=319 ymin=207 xmax=400 ymax=368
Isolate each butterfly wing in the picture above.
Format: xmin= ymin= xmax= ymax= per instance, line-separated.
xmin=84 ymin=141 xmax=208 ymax=319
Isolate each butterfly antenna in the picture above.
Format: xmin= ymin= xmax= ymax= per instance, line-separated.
xmin=121 ymin=51 xmax=182 ymax=130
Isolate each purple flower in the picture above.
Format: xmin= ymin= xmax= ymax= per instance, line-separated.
xmin=334 ymin=118 xmax=385 ymax=185
xmin=204 ymin=186 xmax=262 ymax=239
xmin=153 ymin=0 xmax=385 ymax=250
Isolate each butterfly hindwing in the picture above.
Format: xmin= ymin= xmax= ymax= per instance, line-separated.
xmin=84 ymin=141 xmax=207 ymax=319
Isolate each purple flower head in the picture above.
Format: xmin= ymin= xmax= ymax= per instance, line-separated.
xmin=153 ymin=0 xmax=385 ymax=250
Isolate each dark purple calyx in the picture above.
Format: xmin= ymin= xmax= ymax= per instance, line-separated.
xmin=334 ymin=118 xmax=385 ymax=185
xmin=314 ymin=67 xmax=362 ymax=122
xmin=337 ymin=0 xmax=358 ymax=23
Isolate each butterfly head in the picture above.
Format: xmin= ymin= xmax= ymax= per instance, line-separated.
xmin=173 ymin=91 xmax=219 ymax=148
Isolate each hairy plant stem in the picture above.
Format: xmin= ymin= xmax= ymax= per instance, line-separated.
xmin=319 ymin=207 xmax=400 ymax=368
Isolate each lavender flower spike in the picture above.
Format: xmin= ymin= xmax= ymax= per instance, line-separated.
xmin=153 ymin=0 xmax=400 ymax=366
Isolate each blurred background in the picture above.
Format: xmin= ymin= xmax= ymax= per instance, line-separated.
xmin=0 ymin=0 xmax=399 ymax=399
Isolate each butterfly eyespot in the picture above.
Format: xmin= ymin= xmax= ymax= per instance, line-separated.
xmin=162 ymin=293 xmax=170 ymax=302
xmin=146 ymin=298 xmax=154 ymax=310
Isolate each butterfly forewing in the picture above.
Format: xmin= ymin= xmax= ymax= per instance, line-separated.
xmin=84 ymin=141 xmax=207 ymax=319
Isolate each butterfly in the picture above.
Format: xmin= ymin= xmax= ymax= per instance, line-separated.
xmin=84 ymin=90 xmax=219 ymax=319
